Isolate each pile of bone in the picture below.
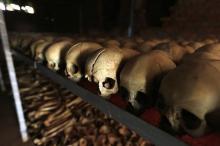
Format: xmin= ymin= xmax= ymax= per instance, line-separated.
xmin=11 ymin=33 xmax=220 ymax=137
xmin=16 ymin=66 xmax=152 ymax=146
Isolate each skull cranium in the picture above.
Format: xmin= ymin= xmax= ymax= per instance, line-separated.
xmin=45 ymin=40 xmax=73 ymax=71
xmin=65 ymin=42 xmax=102 ymax=82
xmin=158 ymin=44 xmax=220 ymax=137
xmin=34 ymin=39 xmax=54 ymax=62
xmin=120 ymin=50 xmax=176 ymax=111
xmin=85 ymin=47 xmax=139 ymax=97
xmin=152 ymin=41 xmax=195 ymax=63
xmin=159 ymin=60 xmax=220 ymax=137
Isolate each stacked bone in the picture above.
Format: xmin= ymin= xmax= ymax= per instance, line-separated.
xmin=162 ymin=0 xmax=220 ymax=35
xmin=10 ymin=33 xmax=220 ymax=138
xmin=16 ymin=66 xmax=152 ymax=146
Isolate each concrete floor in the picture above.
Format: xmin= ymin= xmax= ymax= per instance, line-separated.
xmin=0 ymin=92 xmax=33 ymax=146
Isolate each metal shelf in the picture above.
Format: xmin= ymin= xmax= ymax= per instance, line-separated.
xmin=12 ymin=49 xmax=187 ymax=146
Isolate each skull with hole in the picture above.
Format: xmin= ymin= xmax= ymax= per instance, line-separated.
xmin=158 ymin=44 xmax=220 ymax=136
xmin=65 ymin=42 xmax=102 ymax=82
xmin=120 ymin=50 xmax=176 ymax=112
xmin=85 ymin=47 xmax=139 ymax=97
xmin=159 ymin=60 xmax=220 ymax=137
xmin=45 ymin=40 xmax=73 ymax=71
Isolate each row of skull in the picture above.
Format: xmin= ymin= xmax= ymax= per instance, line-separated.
xmin=10 ymin=34 xmax=220 ymax=137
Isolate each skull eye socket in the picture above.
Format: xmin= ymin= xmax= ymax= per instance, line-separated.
xmin=49 ymin=62 xmax=55 ymax=68
xmin=181 ymin=109 xmax=202 ymax=130
xmin=72 ymin=64 xmax=79 ymax=74
xmin=136 ymin=91 xmax=155 ymax=108
xmin=119 ymin=86 xmax=129 ymax=100
xmin=102 ymin=77 xmax=115 ymax=89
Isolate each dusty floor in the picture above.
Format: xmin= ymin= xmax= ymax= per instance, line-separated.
xmin=0 ymin=92 xmax=33 ymax=146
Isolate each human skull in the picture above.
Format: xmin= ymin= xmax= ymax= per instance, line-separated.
xmin=31 ymin=37 xmax=53 ymax=57
xmin=45 ymin=40 xmax=73 ymax=71
xmin=85 ymin=47 xmax=139 ymax=97
xmin=104 ymin=40 xmax=120 ymax=48
xmin=120 ymin=50 xmax=176 ymax=111
xmin=158 ymin=60 xmax=220 ymax=137
xmin=34 ymin=39 xmax=54 ymax=62
xmin=20 ymin=36 xmax=34 ymax=50
xmin=122 ymin=40 xmax=138 ymax=49
xmin=152 ymin=41 xmax=195 ymax=63
xmin=183 ymin=43 xmax=220 ymax=63
xmin=138 ymin=39 xmax=169 ymax=53
xmin=65 ymin=42 xmax=102 ymax=82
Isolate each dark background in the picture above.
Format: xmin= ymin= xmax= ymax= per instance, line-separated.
xmin=4 ymin=0 xmax=177 ymax=34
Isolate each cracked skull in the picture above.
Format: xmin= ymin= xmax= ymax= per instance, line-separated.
xmin=45 ymin=40 xmax=73 ymax=71
xmin=65 ymin=42 xmax=102 ymax=82
xmin=85 ymin=47 xmax=139 ymax=97
xmin=120 ymin=50 xmax=176 ymax=111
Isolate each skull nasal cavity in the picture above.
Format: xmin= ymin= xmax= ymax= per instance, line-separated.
xmin=181 ymin=109 xmax=202 ymax=130
xmin=103 ymin=77 xmax=115 ymax=89
xmin=50 ymin=62 xmax=55 ymax=68
xmin=72 ymin=64 xmax=79 ymax=74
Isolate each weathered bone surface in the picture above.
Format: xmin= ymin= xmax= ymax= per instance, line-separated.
xmin=34 ymin=40 xmax=54 ymax=62
xmin=85 ymin=47 xmax=140 ymax=97
xmin=45 ymin=40 xmax=73 ymax=71
xmin=159 ymin=44 xmax=220 ymax=137
xmin=104 ymin=39 xmax=120 ymax=48
xmin=120 ymin=50 xmax=176 ymax=110
xmin=121 ymin=39 xmax=138 ymax=49
xmin=152 ymin=41 xmax=195 ymax=63
xmin=31 ymin=37 xmax=54 ymax=57
xmin=138 ymin=39 xmax=169 ymax=53
xmin=183 ymin=43 xmax=220 ymax=63
xmin=65 ymin=42 xmax=102 ymax=82
xmin=20 ymin=36 xmax=34 ymax=49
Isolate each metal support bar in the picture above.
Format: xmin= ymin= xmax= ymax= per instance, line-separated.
xmin=12 ymin=50 xmax=187 ymax=146
xmin=128 ymin=0 xmax=135 ymax=37
xmin=0 ymin=11 xmax=28 ymax=142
